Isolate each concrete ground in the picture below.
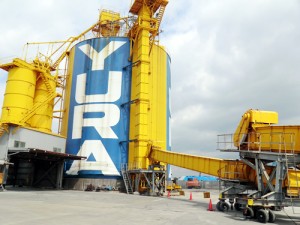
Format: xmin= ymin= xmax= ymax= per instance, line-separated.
xmin=1 ymin=188 xmax=300 ymax=225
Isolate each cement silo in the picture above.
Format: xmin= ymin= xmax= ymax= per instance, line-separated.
xmin=1 ymin=67 xmax=37 ymax=126
xmin=30 ymin=74 xmax=56 ymax=132
xmin=62 ymin=37 xmax=132 ymax=187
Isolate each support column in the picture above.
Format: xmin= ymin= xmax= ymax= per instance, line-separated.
xmin=56 ymin=160 xmax=64 ymax=189
xmin=255 ymin=158 xmax=263 ymax=196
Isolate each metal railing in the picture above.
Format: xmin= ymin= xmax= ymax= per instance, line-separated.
xmin=217 ymin=132 xmax=295 ymax=153
xmin=126 ymin=162 xmax=143 ymax=170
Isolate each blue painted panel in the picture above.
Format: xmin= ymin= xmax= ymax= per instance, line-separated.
xmin=65 ymin=37 xmax=131 ymax=177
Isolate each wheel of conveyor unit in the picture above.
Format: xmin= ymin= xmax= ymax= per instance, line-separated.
xmin=219 ymin=202 xmax=230 ymax=212
xmin=257 ymin=209 xmax=269 ymax=223
xmin=268 ymin=210 xmax=276 ymax=223
xmin=234 ymin=202 xmax=242 ymax=211
xmin=243 ymin=206 xmax=254 ymax=218
xmin=216 ymin=201 xmax=221 ymax=211
xmin=216 ymin=201 xmax=225 ymax=212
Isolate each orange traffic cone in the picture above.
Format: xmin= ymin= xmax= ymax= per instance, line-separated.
xmin=207 ymin=198 xmax=214 ymax=211
xmin=167 ymin=191 xmax=171 ymax=198
xmin=189 ymin=192 xmax=193 ymax=200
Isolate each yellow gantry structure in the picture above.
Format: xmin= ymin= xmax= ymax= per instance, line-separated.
xmin=234 ymin=109 xmax=300 ymax=153
xmin=149 ymin=142 xmax=300 ymax=197
xmin=125 ymin=107 xmax=300 ymax=197
xmin=128 ymin=0 xmax=169 ymax=170
xmin=98 ymin=10 xmax=121 ymax=37
xmin=129 ymin=2 xmax=152 ymax=170
xmin=149 ymin=147 xmax=250 ymax=181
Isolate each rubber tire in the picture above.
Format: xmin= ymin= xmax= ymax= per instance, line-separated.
xmin=268 ymin=210 xmax=276 ymax=223
xmin=216 ymin=201 xmax=221 ymax=211
xmin=219 ymin=202 xmax=230 ymax=212
xmin=257 ymin=209 xmax=269 ymax=223
xmin=234 ymin=202 xmax=242 ymax=211
xmin=243 ymin=206 xmax=254 ymax=218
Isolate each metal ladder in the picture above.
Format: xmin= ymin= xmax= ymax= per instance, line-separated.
xmin=121 ymin=164 xmax=133 ymax=194
xmin=149 ymin=3 xmax=167 ymax=53
xmin=19 ymin=92 xmax=58 ymax=125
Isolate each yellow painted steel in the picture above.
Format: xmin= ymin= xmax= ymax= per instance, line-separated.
xmin=149 ymin=148 xmax=300 ymax=195
xmin=130 ymin=0 xmax=168 ymax=15
xmin=0 ymin=67 xmax=37 ymax=126
xmin=129 ymin=3 xmax=152 ymax=170
xmin=248 ymin=199 xmax=254 ymax=206
xmin=128 ymin=0 xmax=170 ymax=171
xmin=30 ymin=76 xmax=56 ymax=132
xmin=234 ymin=109 xmax=278 ymax=146
xmin=0 ymin=58 xmax=58 ymax=133
xmin=0 ymin=172 xmax=3 ymax=184
xmin=248 ymin=125 xmax=300 ymax=153
xmin=149 ymin=148 xmax=250 ymax=181
xmin=60 ymin=47 xmax=75 ymax=137
xmin=99 ymin=10 xmax=121 ymax=37
xmin=148 ymin=45 xmax=168 ymax=150
xmin=234 ymin=109 xmax=300 ymax=153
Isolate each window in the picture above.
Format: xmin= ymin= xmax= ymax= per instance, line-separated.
xmin=53 ymin=147 xmax=61 ymax=153
xmin=14 ymin=141 xmax=26 ymax=148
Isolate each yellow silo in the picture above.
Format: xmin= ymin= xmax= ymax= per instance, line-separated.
xmin=30 ymin=75 xmax=56 ymax=132
xmin=0 ymin=67 xmax=37 ymax=126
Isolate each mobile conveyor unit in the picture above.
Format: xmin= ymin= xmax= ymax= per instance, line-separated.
xmin=145 ymin=109 xmax=300 ymax=223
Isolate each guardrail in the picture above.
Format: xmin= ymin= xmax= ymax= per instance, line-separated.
xmin=217 ymin=132 xmax=295 ymax=153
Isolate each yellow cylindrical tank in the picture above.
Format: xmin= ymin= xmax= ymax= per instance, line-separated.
xmin=30 ymin=76 xmax=56 ymax=132
xmin=128 ymin=44 xmax=171 ymax=169
xmin=0 ymin=67 xmax=36 ymax=126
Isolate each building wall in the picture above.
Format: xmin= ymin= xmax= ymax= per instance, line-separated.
xmin=7 ymin=127 xmax=65 ymax=152
xmin=0 ymin=132 xmax=9 ymax=161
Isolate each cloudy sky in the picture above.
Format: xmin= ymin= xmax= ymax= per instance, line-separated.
xmin=1 ymin=0 xmax=300 ymax=176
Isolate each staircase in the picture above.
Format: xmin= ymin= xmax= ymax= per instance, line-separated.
xmin=19 ymin=92 xmax=57 ymax=125
xmin=155 ymin=3 xmax=166 ymax=30
xmin=14 ymin=58 xmax=55 ymax=94
xmin=149 ymin=4 xmax=167 ymax=53
xmin=121 ymin=164 xmax=133 ymax=194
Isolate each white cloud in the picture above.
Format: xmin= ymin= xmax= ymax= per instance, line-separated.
xmin=161 ymin=0 xmax=300 ymax=176
xmin=1 ymin=0 xmax=300 ymax=177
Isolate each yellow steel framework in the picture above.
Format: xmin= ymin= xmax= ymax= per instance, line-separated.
xmin=146 ymin=109 xmax=300 ymax=223
xmin=128 ymin=0 xmax=169 ymax=170
xmin=148 ymin=147 xmax=300 ymax=195
xmin=145 ymin=110 xmax=300 ymax=198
